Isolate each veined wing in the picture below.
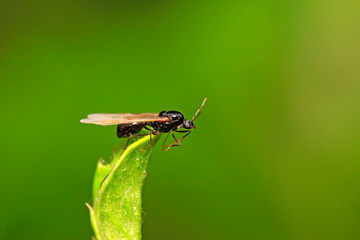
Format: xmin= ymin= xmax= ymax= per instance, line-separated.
xmin=80 ymin=113 xmax=169 ymax=126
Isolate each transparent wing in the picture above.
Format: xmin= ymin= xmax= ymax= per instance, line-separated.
xmin=80 ymin=113 xmax=169 ymax=126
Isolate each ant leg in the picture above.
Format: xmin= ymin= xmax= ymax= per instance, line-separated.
xmin=113 ymin=141 xmax=124 ymax=157
xmin=139 ymin=126 xmax=155 ymax=151
xmin=122 ymin=133 xmax=149 ymax=152
xmin=161 ymin=132 xmax=171 ymax=151
xmin=164 ymin=130 xmax=182 ymax=151
xmin=176 ymin=130 xmax=192 ymax=135
xmin=173 ymin=130 xmax=181 ymax=144
xmin=162 ymin=130 xmax=185 ymax=151
xmin=143 ymin=126 xmax=153 ymax=131
xmin=122 ymin=135 xmax=133 ymax=152
xmin=165 ymin=130 xmax=192 ymax=152
xmin=139 ymin=132 xmax=153 ymax=151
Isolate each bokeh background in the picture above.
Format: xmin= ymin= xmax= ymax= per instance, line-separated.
xmin=1 ymin=0 xmax=359 ymax=239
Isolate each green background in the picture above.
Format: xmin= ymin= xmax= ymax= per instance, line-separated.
xmin=1 ymin=0 xmax=359 ymax=239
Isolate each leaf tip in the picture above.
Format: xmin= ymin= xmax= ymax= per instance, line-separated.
xmin=85 ymin=202 xmax=94 ymax=211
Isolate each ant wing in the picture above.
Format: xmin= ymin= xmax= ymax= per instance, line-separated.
xmin=80 ymin=113 xmax=169 ymax=126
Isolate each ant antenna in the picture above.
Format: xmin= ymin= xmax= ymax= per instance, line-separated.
xmin=192 ymin=98 xmax=207 ymax=121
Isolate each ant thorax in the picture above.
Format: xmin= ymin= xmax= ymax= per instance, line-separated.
xmin=150 ymin=111 xmax=184 ymax=133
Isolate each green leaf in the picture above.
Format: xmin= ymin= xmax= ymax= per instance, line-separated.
xmin=92 ymin=157 xmax=111 ymax=201
xmin=86 ymin=203 xmax=105 ymax=240
xmin=87 ymin=134 xmax=161 ymax=240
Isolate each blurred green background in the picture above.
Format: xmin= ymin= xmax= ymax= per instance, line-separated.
xmin=1 ymin=0 xmax=359 ymax=239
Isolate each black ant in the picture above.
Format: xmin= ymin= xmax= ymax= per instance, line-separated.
xmin=80 ymin=98 xmax=207 ymax=151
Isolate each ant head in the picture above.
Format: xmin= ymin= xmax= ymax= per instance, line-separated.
xmin=183 ymin=119 xmax=196 ymax=129
xmin=182 ymin=98 xmax=207 ymax=129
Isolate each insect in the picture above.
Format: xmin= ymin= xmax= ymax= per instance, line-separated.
xmin=80 ymin=98 xmax=207 ymax=151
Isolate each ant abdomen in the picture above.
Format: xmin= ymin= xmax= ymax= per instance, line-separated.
xmin=117 ymin=123 xmax=145 ymax=138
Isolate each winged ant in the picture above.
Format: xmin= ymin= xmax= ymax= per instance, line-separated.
xmin=80 ymin=98 xmax=207 ymax=151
